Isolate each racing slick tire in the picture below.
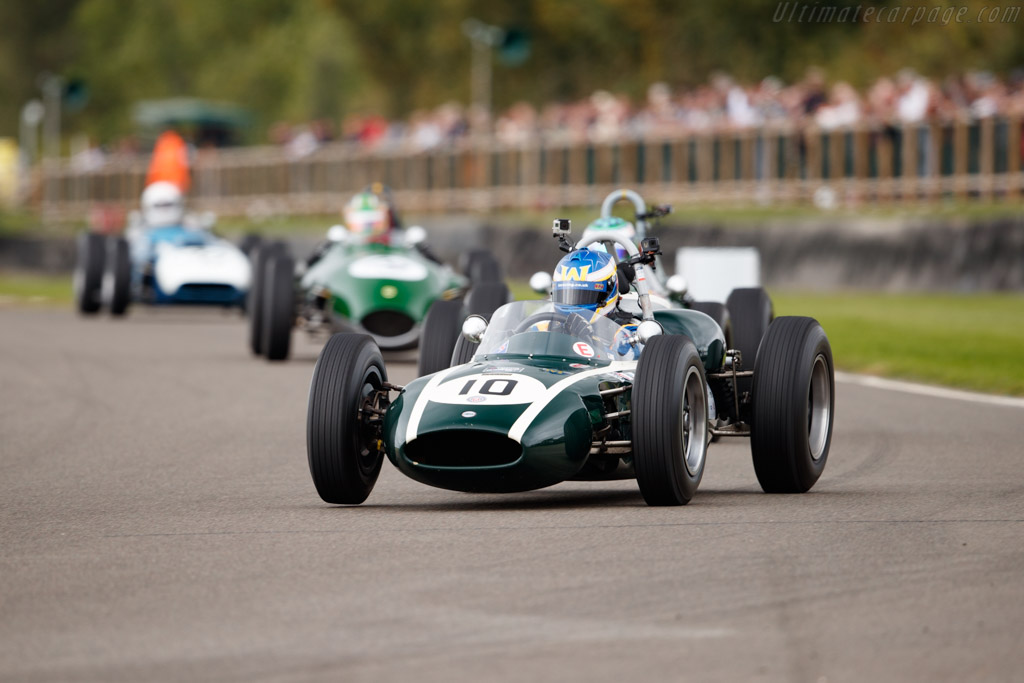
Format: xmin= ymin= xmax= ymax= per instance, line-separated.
xmin=73 ymin=232 xmax=106 ymax=315
xmin=750 ymin=316 xmax=834 ymax=493
xmin=307 ymin=333 xmax=388 ymax=504
xmin=248 ymin=241 xmax=286 ymax=355
xmin=725 ymin=287 xmax=773 ymax=372
xmin=461 ymin=249 xmax=503 ymax=284
xmin=261 ymin=252 xmax=295 ymax=361
xmin=103 ymin=236 xmax=132 ymax=317
xmin=632 ymin=335 xmax=709 ymax=506
xmin=465 ymin=281 xmax=510 ymax=320
xmin=417 ymin=298 xmax=464 ymax=377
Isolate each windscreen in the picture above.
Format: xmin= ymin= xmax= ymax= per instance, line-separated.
xmin=474 ymin=300 xmax=637 ymax=363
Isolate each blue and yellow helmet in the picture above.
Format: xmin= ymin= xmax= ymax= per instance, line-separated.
xmin=552 ymin=249 xmax=619 ymax=321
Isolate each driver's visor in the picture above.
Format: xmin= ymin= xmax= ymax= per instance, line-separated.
xmin=552 ymin=280 xmax=610 ymax=307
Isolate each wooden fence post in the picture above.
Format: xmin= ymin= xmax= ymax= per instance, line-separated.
xmin=979 ymin=117 xmax=994 ymax=199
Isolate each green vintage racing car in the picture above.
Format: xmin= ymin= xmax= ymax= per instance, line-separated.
xmin=249 ymin=215 xmax=508 ymax=361
xmin=305 ymin=224 xmax=835 ymax=506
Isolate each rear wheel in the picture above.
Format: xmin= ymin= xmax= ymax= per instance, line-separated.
xmin=103 ymin=237 xmax=132 ymax=316
xmin=307 ymin=334 xmax=388 ymax=504
xmin=750 ymin=316 xmax=834 ymax=493
xmin=451 ymin=334 xmax=479 ymax=367
xmin=632 ymin=335 xmax=709 ymax=506
xmin=261 ymin=253 xmax=295 ymax=361
xmin=726 ymin=287 xmax=773 ymax=372
xmin=461 ymin=249 xmax=503 ymax=284
xmin=465 ymin=281 xmax=509 ymax=320
xmin=417 ymin=298 xmax=464 ymax=377
xmin=73 ymin=233 xmax=106 ymax=315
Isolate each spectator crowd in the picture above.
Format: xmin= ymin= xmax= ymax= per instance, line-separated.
xmin=268 ymin=67 xmax=1024 ymax=156
xmin=68 ymin=67 xmax=1024 ymax=170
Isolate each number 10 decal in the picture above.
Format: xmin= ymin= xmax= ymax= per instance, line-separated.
xmin=459 ymin=378 xmax=517 ymax=396
xmin=431 ymin=373 xmax=547 ymax=405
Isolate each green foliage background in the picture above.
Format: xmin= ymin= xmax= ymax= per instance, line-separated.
xmin=2 ymin=0 xmax=1023 ymax=142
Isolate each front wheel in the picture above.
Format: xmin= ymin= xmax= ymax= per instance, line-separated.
xmin=632 ymin=335 xmax=709 ymax=506
xmin=261 ymin=253 xmax=295 ymax=361
xmin=307 ymin=334 xmax=389 ymax=504
xmin=750 ymin=316 xmax=834 ymax=493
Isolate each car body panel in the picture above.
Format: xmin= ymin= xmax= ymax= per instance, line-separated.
xmin=301 ymin=241 xmax=465 ymax=347
xmin=128 ymin=224 xmax=250 ymax=306
xmin=384 ymin=355 xmax=637 ymax=493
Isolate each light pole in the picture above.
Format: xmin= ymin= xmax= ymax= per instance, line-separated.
xmin=39 ymin=73 xmax=63 ymax=163
xmin=461 ymin=19 xmax=504 ymax=136
xmin=18 ymin=99 xmax=44 ymax=203
xmin=38 ymin=73 xmax=64 ymax=220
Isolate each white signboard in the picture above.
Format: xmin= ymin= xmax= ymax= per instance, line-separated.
xmin=674 ymin=247 xmax=761 ymax=303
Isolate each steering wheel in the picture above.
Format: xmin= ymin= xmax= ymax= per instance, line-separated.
xmin=510 ymin=310 xmax=599 ymax=348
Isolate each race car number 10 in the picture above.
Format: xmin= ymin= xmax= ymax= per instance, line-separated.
xmin=430 ymin=373 xmax=548 ymax=405
xmin=458 ymin=378 xmax=516 ymax=396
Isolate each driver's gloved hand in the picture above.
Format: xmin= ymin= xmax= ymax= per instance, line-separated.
xmin=563 ymin=312 xmax=592 ymax=339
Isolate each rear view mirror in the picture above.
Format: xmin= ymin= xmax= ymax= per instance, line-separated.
xmin=462 ymin=315 xmax=488 ymax=343
xmin=529 ymin=271 xmax=552 ymax=294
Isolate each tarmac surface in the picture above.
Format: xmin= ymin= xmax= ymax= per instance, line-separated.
xmin=1 ymin=307 xmax=1022 ymax=682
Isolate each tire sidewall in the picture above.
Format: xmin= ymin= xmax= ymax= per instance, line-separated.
xmin=751 ymin=317 xmax=834 ymax=493
xmin=633 ymin=335 xmax=708 ymax=505
xmin=307 ymin=334 xmax=387 ymax=504
xmin=788 ymin=327 xmax=833 ymax=487
xmin=261 ymin=254 xmax=294 ymax=361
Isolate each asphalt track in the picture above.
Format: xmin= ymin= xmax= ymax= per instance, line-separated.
xmin=1 ymin=307 xmax=1022 ymax=683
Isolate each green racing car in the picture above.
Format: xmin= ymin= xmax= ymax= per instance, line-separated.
xmin=249 ymin=189 xmax=509 ymax=361
xmin=305 ymin=219 xmax=835 ymax=506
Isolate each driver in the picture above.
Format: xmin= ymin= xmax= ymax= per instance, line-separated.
xmin=550 ymin=249 xmax=640 ymax=358
xmin=140 ymin=181 xmax=186 ymax=229
xmin=343 ymin=191 xmax=393 ymax=244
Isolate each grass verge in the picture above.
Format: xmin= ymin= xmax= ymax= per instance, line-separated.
xmin=773 ymin=292 xmax=1024 ymax=396
xmin=0 ymin=272 xmax=72 ymax=307
xmin=1 ymin=272 xmax=1020 ymax=396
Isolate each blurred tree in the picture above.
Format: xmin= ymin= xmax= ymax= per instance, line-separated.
xmin=0 ymin=0 xmax=82 ymax=142
xmin=2 ymin=0 xmax=1024 ymax=142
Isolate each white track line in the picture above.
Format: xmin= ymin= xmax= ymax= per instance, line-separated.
xmin=836 ymin=371 xmax=1024 ymax=409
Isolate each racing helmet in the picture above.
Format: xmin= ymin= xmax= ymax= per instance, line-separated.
xmin=344 ymin=191 xmax=389 ymax=241
xmin=584 ymin=216 xmax=636 ymax=260
xmin=140 ymin=181 xmax=185 ymax=228
xmin=552 ymin=249 xmax=620 ymax=322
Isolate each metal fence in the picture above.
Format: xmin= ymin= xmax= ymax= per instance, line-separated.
xmin=35 ymin=117 xmax=1024 ymax=220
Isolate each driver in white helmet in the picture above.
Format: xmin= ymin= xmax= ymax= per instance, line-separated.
xmin=140 ymin=181 xmax=186 ymax=229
